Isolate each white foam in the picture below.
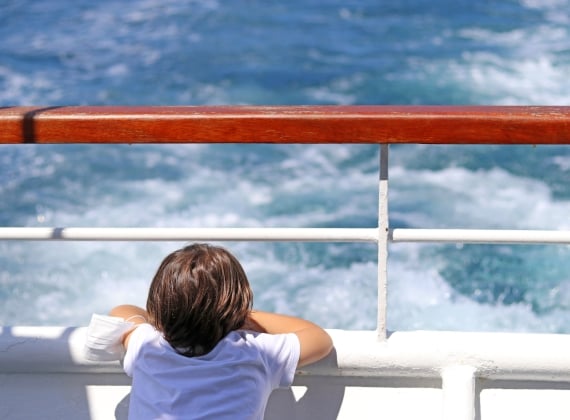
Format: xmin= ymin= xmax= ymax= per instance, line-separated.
xmin=435 ymin=15 xmax=570 ymax=105
xmin=521 ymin=0 xmax=569 ymax=7
xmin=520 ymin=0 xmax=570 ymax=22
xmin=0 ymin=66 xmax=62 ymax=105
xmin=244 ymin=246 xmax=378 ymax=330
xmin=390 ymin=165 xmax=570 ymax=230
xmin=388 ymin=242 xmax=570 ymax=333
xmin=447 ymin=51 xmax=570 ymax=105
xmin=304 ymin=75 xmax=365 ymax=105
xmin=106 ymin=64 xmax=129 ymax=77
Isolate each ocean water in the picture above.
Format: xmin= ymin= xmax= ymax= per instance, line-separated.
xmin=1 ymin=0 xmax=570 ymax=332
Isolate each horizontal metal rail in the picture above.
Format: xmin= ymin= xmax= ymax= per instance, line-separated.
xmin=2 ymin=227 xmax=570 ymax=245
xmin=0 ymin=227 xmax=378 ymax=242
xmin=391 ymin=228 xmax=570 ymax=244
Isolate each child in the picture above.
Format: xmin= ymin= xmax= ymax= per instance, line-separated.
xmin=109 ymin=243 xmax=333 ymax=419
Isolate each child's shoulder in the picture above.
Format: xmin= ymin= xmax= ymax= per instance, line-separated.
xmin=224 ymin=330 xmax=300 ymax=358
xmin=126 ymin=323 xmax=162 ymax=352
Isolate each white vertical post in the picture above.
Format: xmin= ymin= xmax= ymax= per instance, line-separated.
xmin=441 ymin=366 xmax=477 ymax=420
xmin=377 ymin=144 xmax=389 ymax=341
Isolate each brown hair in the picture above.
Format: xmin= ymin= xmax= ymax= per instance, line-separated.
xmin=146 ymin=243 xmax=253 ymax=357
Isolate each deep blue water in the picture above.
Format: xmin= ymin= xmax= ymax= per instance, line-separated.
xmin=1 ymin=0 xmax=570 ymax=332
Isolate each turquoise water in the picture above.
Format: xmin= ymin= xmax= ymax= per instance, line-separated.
xmin=1 ymin=0 xmax=570 ymax=332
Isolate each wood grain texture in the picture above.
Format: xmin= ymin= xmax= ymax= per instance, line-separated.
xmin=1 ymin=105 xmax=570 ymax=144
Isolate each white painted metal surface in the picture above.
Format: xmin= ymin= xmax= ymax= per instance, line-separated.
xmin=2 ymin=327 xmax=570 ymax=419
xmin=377 ymin=144 xmax=389 ymax=340
xmin=441 ymin=366 xmax=476 ymax=420
xmin=4 ymin=227 xmax=570 ymax=244
xmin=0 ymin=227 xmax=379 ymax=242
xmin=3 ymin=327 xmax=570 ymax=381
xmin=391 ymin=228 xmax=570 ymax=244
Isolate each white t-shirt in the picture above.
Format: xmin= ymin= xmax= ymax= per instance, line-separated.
xmin=123 ymin=323 xmax=300 ymax=420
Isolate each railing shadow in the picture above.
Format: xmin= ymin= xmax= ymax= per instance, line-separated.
xmin=265 ymin=348 xmax=344 ymax=420
xmin=0 ymin=326 xmax=92 ymax=419
xmin=115 ymin=394 xmax=130 ymax=419
xmin=0 ymin=326 xmax=131 ymax=420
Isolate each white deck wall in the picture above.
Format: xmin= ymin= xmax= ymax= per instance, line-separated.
xmin=2 ymin=326 xmax=570 ymax=419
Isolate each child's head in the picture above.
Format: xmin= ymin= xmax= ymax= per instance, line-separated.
xmin=146 ymin=243 xmax=253 ymax=356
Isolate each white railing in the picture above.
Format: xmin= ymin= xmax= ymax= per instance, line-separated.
xmin=0 ymin=227 xmax=380 ymax=242
xmin=3 ymin=106 xmax=570 ymax=420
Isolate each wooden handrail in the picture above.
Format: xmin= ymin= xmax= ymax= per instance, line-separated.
xmin=1 ymin=105 xmax=570 ymax=144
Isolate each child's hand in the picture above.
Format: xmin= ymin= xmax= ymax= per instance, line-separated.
xmin=245 ymin=310 xmax=333 ymax=367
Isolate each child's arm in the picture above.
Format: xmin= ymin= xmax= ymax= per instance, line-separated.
xmin=109 ymin=304 xmax=149 ymax=348
xmin=245 ymin=310 xmax=333 ymax=367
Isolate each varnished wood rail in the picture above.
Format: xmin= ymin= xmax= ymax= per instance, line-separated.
xmin=1 ymin=105 xmax=570 ymax=144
